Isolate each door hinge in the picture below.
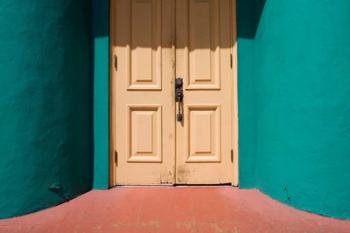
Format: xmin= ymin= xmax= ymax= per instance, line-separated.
xmin=114 ymin=55 xmax=118 ymax=70
xmin=231 ymin=149 xmax=234 ymax=163
xmin=230 ymin=53 xmax=233 ymax=68
xmin=114 ymin=150 xmax=118 ymax=166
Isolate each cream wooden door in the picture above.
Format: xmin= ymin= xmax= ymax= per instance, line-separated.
xmin=111 ymin=0 xmax=236 ymax=185
xmin=110 ymin=0 xmax=176 ymax=185
xmin=175 ymin=0 xmax=235 ymax=184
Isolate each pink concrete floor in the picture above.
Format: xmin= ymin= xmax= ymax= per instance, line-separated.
xmin=0 ymin=187 xmax=349 ymax=233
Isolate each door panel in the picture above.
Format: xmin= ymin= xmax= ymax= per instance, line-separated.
xmin=175 ymin=0 xmax=234 ymax=184
xmin=111 ymin=0 xmax=176 ymax=185
xmin=129 ymin=0 xmax=162 ymax=90
xmin=186 ymin=105 xmax=221 ymax=162
xmin=128 ymin=105 xmax=162 ymax=162
xmin=188 ymin=0 xmax=220 ymax=90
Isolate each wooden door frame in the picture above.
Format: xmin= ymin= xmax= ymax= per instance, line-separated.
xmin=108 ymin=0 xmax=239 ymax=187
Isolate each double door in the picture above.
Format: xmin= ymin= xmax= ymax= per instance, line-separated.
xmin=111 ymin=0 xmax=236 ymax=185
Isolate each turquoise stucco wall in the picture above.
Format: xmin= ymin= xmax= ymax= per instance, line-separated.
xmin=0 ymin=0 xmax=92 ymax=219
xmin=236 ymin=0 xmax=260 ymax=188
xmin=238 ymin=0 xmax=350 ymax=219
xmin=92 ymin=0 xmax=110 ymax=190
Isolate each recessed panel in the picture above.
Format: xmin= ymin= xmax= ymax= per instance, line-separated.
xmin=127 ymin=105 xmax=162 ymax=162
xmin=188 ymin=0 xmax=220 ymax=90
xmin=186 ymin=105 xmax=221 ymax=162
xmin=129 ymin=0 xmax=162 ymax=90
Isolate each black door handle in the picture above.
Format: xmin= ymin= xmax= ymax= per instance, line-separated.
xmin=175 ymin=78 xmax=183 ymax=122
xmin=175 ymin=78 xmax=183 ymax=102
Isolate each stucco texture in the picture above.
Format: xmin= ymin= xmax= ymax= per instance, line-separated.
xmin=238 ymin=0 xmax=350 ymax=219
xmin=0 ymin=0 xmax=92 ymax=219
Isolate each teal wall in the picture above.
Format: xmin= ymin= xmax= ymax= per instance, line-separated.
xmin=0 ymin=0 xmax=92 ymax=219
xmin=238 ymin=0 xmax=350 ymax=219
xmin=236 ymin=0 xmax=261 ymax=188
xmin=92 ymin=0 xmax=110 ymax=190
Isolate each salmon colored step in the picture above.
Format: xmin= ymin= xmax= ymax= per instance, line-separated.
xmin=0 ymin=187 xmax=349 ymax=233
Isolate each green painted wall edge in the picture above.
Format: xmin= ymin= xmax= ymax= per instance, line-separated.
xmin=92 ymin=0 xmax=110 ymax=189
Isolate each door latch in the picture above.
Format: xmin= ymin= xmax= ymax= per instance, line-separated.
xmin=175 ymin=77 xmax=184 ymax=122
